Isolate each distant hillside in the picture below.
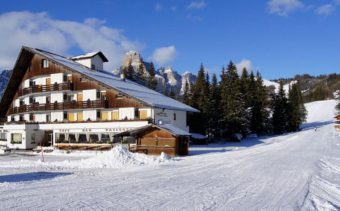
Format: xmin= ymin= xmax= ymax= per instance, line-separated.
xmin=272 ymin=73 xmax=340 ymax=102
xmin=0 ymin=70 xmax=11 ymax=98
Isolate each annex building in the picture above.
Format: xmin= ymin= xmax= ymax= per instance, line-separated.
xmin=0 ymin=47 xmax=198 ymax=155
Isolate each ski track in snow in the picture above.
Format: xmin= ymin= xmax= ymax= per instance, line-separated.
xmin=0 ymin=99 xmax=340 ymax=210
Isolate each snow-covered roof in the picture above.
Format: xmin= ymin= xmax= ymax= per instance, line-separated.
xmin=26 ymin=47 xmax=198 ymax=112
xmin=114 ymin=124 xmax=191 ymax=137
xmin=159 ymin=124 xmax=191 ymax=136
xmin=71 ymin=51 xmax=108 ymax=62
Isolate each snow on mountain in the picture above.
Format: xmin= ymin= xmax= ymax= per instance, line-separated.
xmin=263 ymin=79 xmax=297 ymax=94
xmin=180 ymin=71 xmax=196 ymax=95
xmin=0 ymin=70 xmax=10 ymax=97
xmin=156 ymin=67 xmax=196 ymax=95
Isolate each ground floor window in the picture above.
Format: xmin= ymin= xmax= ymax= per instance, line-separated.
xmin=0 ymin=132 xmax=6 ymax=141
xmin=54 ymin=132 xmax=120 ymax=144
xmin=11 ymin=133 xmax=22 ymax=144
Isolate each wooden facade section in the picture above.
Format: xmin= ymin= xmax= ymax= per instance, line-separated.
xmin=120 ymin=126 xmax=189 ymax=156
xmin=5 ymin=49 xmax=146 ymax=117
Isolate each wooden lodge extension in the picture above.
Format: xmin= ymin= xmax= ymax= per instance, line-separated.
xmin=335 ymin=114 xmax=340 ymax=131
xmin=0 ymin=46 xmax=198 ymax=155
xmin=116 ymin=124 xmax=190 ymax=156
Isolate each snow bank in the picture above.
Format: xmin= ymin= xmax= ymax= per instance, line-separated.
xmin=304 ymin=100 xmax=337 ymax=123
xmin=0 ymin=145 xmax=173 ymax=170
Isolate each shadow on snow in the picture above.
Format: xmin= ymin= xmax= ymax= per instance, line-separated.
xmin=0 ymin=171 xmax=72 ymax=183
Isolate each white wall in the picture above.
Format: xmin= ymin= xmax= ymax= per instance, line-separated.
xmin=14 ymin=115 xmax=19 ymax=121
xmin=119 ymin=107 xmax=135 ymax=120
xmin=33 ymin=76 xmax=48 ymax=86
xmin=24 ymin=97 xmax=29 ymax=105
xmin=24 ymin=79 xmax=30 ymax=88
xmin=74 ymin=59 xmax=91 ymax=68
xmin=51 ymin=93 xmax=63 ymax=103
xmin=7 ymin=116 xmax=11 ymax=122
xmin=24 ymin=114 xmax=30 ymax=121
xmin=51 ymin=73 xmax=64 ymax=84
xmin=34 ymin=96 xmax=46 ymax=104
xmin=14 ymin=99 xmax=19 ymax=107
xmin=92 ymin=55 xmax=104 ymax=70
xmin=83 ymin=110 xmax=96 ymax=121
xmin=153 ymin=109 xmax=188 ymax=131
xmin=35 ymin=114 xmax=46 ymax=122
xmin=74 ymin=55 xmax=104 ymax=70
xmin=83 ymin=89 xmax=96 ymax=101
xmin=51 ymin=112 xmax=63 ymax=122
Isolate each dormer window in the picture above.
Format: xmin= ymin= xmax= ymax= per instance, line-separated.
xmin=42 ymin=59 xmax=49 ymax=68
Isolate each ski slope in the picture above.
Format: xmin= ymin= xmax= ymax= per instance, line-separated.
xmin=0 ymin=100 xmax=339 ymax=210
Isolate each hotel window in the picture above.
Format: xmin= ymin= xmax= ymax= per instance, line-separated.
xmin=0 ymin=133 xmax=6 ymax=141
xmin=96 ymin=91 xmax=101 ymax=99
xmin=69 ymin=134 xmax=76 ymax=143
xmin=63 ymin=112 xmax=67 ymax=120
xmin=19 ymin=115 xmax=24 ymax=121
xmin=42 ymin=59 xmax=49 ymax=68
xmin=29 ymin=114 xmax=34 ymax=121
xmin=56 ymin=133 xmax=66 ymax=143
xmin=134 ymin=108 xmax=139 ymax=119
xmin=89 ymin=134 xmax=99 ymax=143
xmin=96 ymin=111 xmax=101 ymax=119
xmin=11 ymin=133 xmax=22 ymax=144
xmin=63 ymin=74 xmax=67 ymax=82
xmin=101 ymin=134 xmax=110 ymax=143
xmin=78 ymin=134 xmax=87 ymax=143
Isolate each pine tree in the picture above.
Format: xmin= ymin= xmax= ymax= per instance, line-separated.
xmin=183 ymin=81 xmax=191 ymax=105
xmin=271 ymin=81 xmax=289 ymax=134
xmin=126 ymin=63 xmax=134 ymax=81
xmin=209 ymin=73 xmax=221 ymax=138
xmin=220 ymin=61 xmax=247 ymax=138
xmin=136 ymin=63 xmax=146 ymax=85
xmin=245 ymin=72 xmax=270 ymax=135
xmin=188 ymin=63 xmax=209 ymax=134
xmin=147 ymin=62 xmax=157 ymax=90
xmin=287 ymin=82 xmax=307 ymax=131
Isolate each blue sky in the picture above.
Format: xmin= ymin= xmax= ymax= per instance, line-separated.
xmin=0 ymin=0 xmax=340 ymax=79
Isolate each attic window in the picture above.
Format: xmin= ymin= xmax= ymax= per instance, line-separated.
xmin=42 ymin=59 xmax=49 ymax=68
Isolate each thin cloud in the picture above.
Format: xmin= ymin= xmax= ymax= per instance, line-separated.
xmin=187 ymin=1 xmax=207 ymax=10
xmin=267 ymin=0 xmax=304 ymax=16
xmin=315 ymin=4 xmax=336 ymax=16
xmin=0 ymin=11 xmax=142 ymax=70
xmin=236 ymin=59 xmax=252 ymax=75
xmin=151 ymin=46 xmax=176 ymax=66
xmin=154 ymin=3 xmax=163 ymax=12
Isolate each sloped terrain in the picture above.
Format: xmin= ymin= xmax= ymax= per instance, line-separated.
xmin=0 ymin=100 xmax=339 ymax=210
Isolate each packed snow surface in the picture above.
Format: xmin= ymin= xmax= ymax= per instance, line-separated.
xmin=0 ymin=99 xmax=340 ymax=210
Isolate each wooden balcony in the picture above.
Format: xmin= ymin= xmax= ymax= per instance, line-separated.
xmin=18 ymin=82 xmax=73 ymax=96
xmin=9 ymin=100 xmax=108 ymax=114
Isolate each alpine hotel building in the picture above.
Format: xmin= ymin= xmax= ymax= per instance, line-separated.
xmin=0 ymin=47 xmax=198 ymax=155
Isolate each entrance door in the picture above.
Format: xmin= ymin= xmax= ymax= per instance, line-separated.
xmin=177 ymin=136 xmax=189 ymax=156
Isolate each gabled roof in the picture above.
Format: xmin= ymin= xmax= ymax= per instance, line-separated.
xmin=71 ymin=51 xmax=108 ymax=62
xmin=114 ymin=124 xmax=191 ymax=137
xmin=0 ymin=46 xmax=198 ymax=114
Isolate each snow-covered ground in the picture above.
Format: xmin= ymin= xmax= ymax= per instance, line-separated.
xmin=0 ymin=99 xmax=339 ymax=210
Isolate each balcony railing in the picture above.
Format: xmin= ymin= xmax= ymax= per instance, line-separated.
xmin=18 ymin=82 xmax=73 ymax=96
xmin=9 ymin=100 xmax=108 ymax=114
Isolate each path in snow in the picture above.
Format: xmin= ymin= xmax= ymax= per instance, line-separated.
xmin=0 ymin=100 xmax=339 ymax=210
